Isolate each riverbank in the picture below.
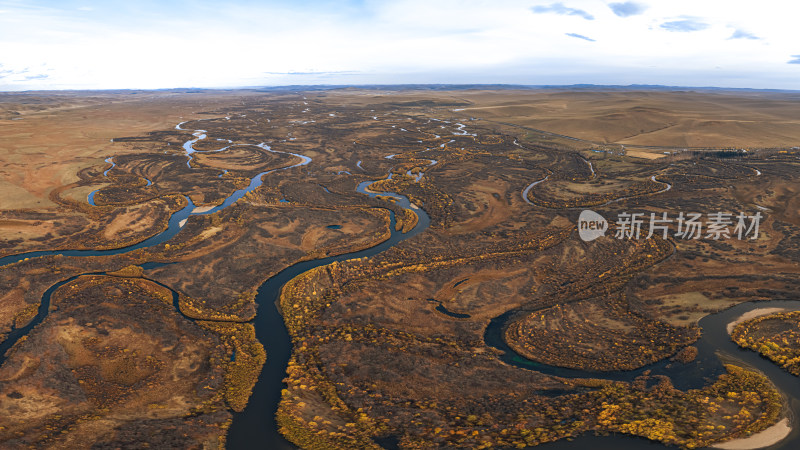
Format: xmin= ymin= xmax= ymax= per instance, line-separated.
xmin=713 ymin=418 xmax=791 ymax=449
xmin=192 ymin=205 xmax=216 ymax=213
xmin=716 ymin=306 xmax=794 ymax=449
xmin=726 ymin=308 xmax=787 ymax=334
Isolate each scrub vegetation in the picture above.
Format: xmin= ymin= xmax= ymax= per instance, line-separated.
xmin=1 ymin=88 xmax=800 ymax=448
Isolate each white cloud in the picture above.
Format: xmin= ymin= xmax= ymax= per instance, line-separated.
xmin=565 ymin=32 xmax=595 ymax=42
xmin=729 ymin=29 xmax=759 ymax=40
xmin=608 ymin=2 xmax=647 ymax=18
xmin=0 ymin=0 xmax=799 ymax=90
xmin=531 ymin=2 xmax=594 ymax=20
xmin=660 ymin=18 xmax=709 ymax=32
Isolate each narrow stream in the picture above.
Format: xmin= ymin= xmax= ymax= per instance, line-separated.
xmin=522 ymin=174 xmax=550 ymax=206
xmin=5 ymin=143 xmax=309 ymax=268
xmin=521 ymin=172 xmax=671 ymax=209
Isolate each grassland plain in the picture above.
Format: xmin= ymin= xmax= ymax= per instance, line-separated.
xmin=1 ymin=88 xmax=799 ymax=448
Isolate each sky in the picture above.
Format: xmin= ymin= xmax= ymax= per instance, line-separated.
xmin=1 ymin=0 xmax=799 ymax=91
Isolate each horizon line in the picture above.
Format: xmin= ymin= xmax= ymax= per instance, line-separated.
xmin=3 ymin=83 xmax=800 ymax=94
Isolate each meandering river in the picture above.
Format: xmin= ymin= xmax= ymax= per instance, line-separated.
xmin=0 ymin=120 xmax=797 ymax=450
xmin=225 ymin=179 xmax=431 ymax=449
xmin=488 ymin=301 xmax=800 ymax=449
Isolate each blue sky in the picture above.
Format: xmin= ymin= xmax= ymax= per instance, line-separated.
xmin=1 ymin=0 xmax=799 ymax=90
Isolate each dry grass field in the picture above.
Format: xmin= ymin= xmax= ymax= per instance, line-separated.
xmin=441 ymin=89 xmax=800 ymax=153
xmin=0 ymin=91 xmax=251 ymax=210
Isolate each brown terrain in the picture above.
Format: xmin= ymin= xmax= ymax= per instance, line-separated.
xmin=441 ymin=89 xmax=800 ymax=153
xmin=0 ymin=87 xmax=799 ymax=448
